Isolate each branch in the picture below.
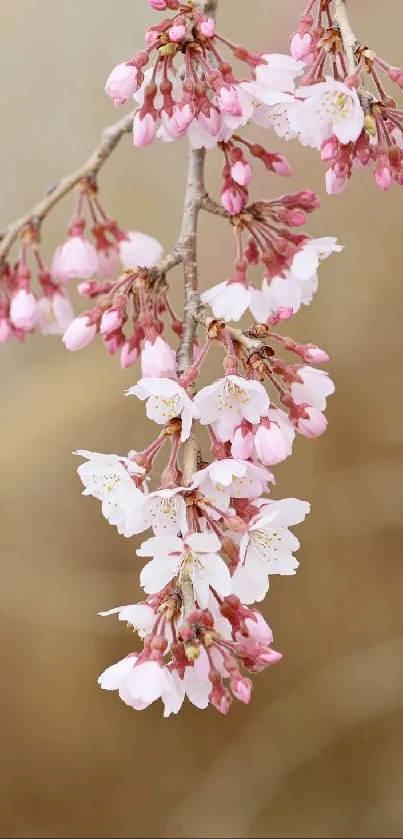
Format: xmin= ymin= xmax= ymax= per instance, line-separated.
xmin=0 ymin=108 xmax=136 ymax=263
xmin=195 ymin=308 xmax=264 ymax=353
xmin=334 ymin=0 xmax=358 ymax=75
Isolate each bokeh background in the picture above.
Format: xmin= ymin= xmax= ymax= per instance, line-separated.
xmin=1 ymin=1 xmax=403 ymax=837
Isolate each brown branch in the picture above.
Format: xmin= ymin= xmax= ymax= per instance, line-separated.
xmin=195 ymin=308 xmax=264 ymax=353
xmin=0 ymin=108 xmax=136 ymax=263
xmin=176 ymin=0 xmax=219 ymax=620
xmin=334 ymin=0 xmax=358 ymax=75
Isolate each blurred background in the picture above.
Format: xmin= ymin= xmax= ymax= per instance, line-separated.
xmin=1 ymin=1 xmax=403 ymax=836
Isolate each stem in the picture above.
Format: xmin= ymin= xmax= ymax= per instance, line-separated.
xmin=0 ymin=108 xmax=136 ymax=263
xmin=334 ymin=0 xmax=358 ymax=75
xmin=177 ymin=0 xmax=219 ymax=619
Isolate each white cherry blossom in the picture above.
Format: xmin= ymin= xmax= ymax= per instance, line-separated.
xmin=164 ymin=648 xmax=212 ymax=716
xmin=255 ymin=53 xmax=305 ymax=93
xmin=201 ymin=280 xmax=252 ymax=322
xmin=137 ymin=532 xmax=231 ymax=608
xmin=98 ymin=603 xmax=157 ymax=638
xmin=291 ymin=366 xmax=335 ymax=411
xmin=121 ymin=486 xmax=188 ymax=537
xmin=232 ymin=498 xmax=310 ymax=604
xmin=290 ymin=79 xmax=365 ymax=146
xmin=99 ymin=656 xmax=179 ymax=712
xmin=291 ymin=237 xmax=343 ymax=281
xmin=75 ymin=450 xmax=145 ymax=535
xmin=192 ymin=459 xmax=274 ymax=515
xmin=127 ymin=377 xmax=198 ymax=441
xmin=195 ymin=375 xmax=270 ymax=441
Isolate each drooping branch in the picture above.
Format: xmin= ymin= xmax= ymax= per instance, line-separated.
xmin=0 ymin=108 xmax=136 ymax=263
xmin=334 ymin=0 xmax=358 ymax=75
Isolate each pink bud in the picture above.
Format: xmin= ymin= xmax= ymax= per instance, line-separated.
xmin=120 ymin=341 xmax=139 ymax=369
xmin=103 ymin=332 xmax=123 ymax=355
xmin=210 ymin=689 xmax=231 ymax=715
xmin=218 ymin=86 xmax=242 ymax=116
xmin=174 ymin=102 xmax=194 ymax=131
xmin=254 ymin=418 xmax=292 ymax=465
xmin=100 ymin=309 xmax=122 ymax=335
xmin=198 ymin=108 xmax=220 ymax=136
xmin=297 ymin=406 xmax=328 ymax=438
xmin=148 ymin=0 xmax=167 ymax=9
xmin=62 ymin=316 xmax=97 ymax=351
xmin=245 ymin=613 xmax=273 ymax=645
xmin=231 ymin=423 xmax=254 ymax=459
xmin=145 ymin=28 xmax=159 ymax=47
xmin=168 ymin=23 xmax=186 ymax=42
xmin=200 ymin=17 xmax=216 ymax=38
xmin=325 ymin=168 xmax=348 ymax=195
xmin=321 ymin=138 xmax=337 ymax=161
xmin=260 ymin=649 xmax=283 ymax=666
xmin=287 ymin=210 xmax=306 ymax=226
xmin=9 ymin=289 xmax=38 ymax=331
xmin=141 ymin=336 xmax=176 ymax=377
xmin=231 ymin=160 xmax=252 ymax=186
xmin=231 ymin=676 xmax=252 ymax=704
xmin=221 ymin=187 xmax=243 ymax=216
xmin=298 ymin=343 xmax=329 ymax=364
xmin=271 ymin=154 xmax=293 ymax=177
xmin=105 ymin=63 xmax=139 ymax=106
xmin=290 ymin=31 xmax=313 ymax=60
xmin=133 ymin=112 xmax=157 ymax=147
xmin=374 ymin=165 xmax=393 ymax=191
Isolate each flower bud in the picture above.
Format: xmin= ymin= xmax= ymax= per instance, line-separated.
xmin=10 ymin=289 xmax=38 ymax=331
xmin=105 ymin=62 xmax=139 ymax=106
xmin=62 ymin=316 xmax=97 ymax=351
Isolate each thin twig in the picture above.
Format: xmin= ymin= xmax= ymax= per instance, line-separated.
xmin=334 ymin=0 xmax=358 ymax=75
xmin=0 ymin=108 xmax=136 ymax=262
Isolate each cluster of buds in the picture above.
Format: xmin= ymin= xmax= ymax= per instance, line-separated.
xmin=0 ymin=180 xmax=162 ymax=349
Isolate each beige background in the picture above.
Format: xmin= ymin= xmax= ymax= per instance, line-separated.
xmin=1 ymin=1 xmax=403 ymax=837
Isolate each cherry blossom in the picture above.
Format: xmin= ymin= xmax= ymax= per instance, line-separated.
xmin=118 ymin=231 xmax=163 ymax=269
xmin=232 ymin=498 xmax=310 ymax=604
xmin=195 ymin=376 xmax=270 ymax=441
xmin=138 ymin=532 xmax=231 ymax=608
xmin=290 ymin=79 xmax=365 ymax=146
xmin=291 ymin=367 xmax=335 ymax=412
xmin=127 ymin=378 xmax=198 ymax=441
xmin=192 ymin=459 xmax=274 ymax=514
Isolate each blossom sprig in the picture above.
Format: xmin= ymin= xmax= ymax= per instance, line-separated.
xmin=1 ymin=0 xmax=396 ymax=716
xmin=283 ymin=0 xmax=403 ymax=192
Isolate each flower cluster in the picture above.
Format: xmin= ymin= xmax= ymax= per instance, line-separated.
xmin=0 ymin=0 xmax=396 ymax=716
xmin=284 ymin=0 xmax=403 ymax=192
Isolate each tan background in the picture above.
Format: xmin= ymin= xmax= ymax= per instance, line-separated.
xmin=1 ymin=1 xmax=403 ymax=837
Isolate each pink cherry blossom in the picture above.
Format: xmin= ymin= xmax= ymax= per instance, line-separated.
xmin=200 ymin=18 xmax=216 ymax=38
